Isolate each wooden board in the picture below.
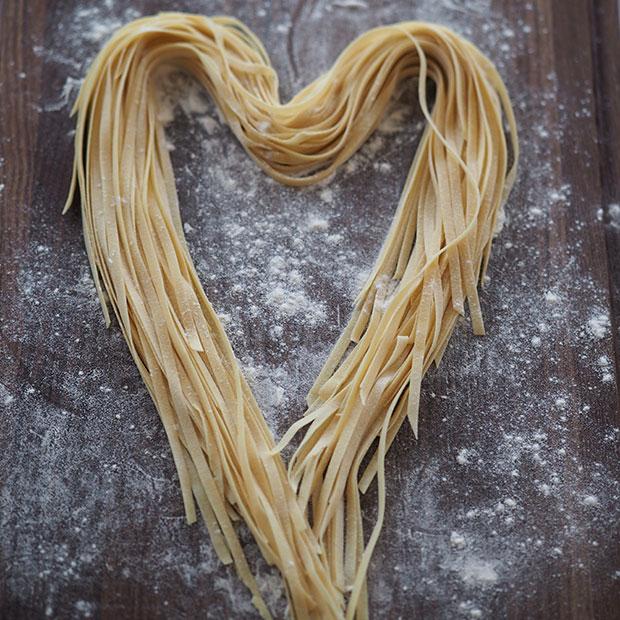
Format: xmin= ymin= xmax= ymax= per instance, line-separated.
xmin=1 ymin=1 xmax=619 ymax=618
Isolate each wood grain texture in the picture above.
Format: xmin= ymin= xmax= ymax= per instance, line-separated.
xmin=1 ymin=1 xmax=619 ymax=619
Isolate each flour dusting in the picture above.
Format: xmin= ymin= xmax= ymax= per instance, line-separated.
xmin=1 ymin=1 xmax=618 ymax=619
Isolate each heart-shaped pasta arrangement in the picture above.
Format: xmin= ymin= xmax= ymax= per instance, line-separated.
xmin=65 ymin=12 xmax=518 ymax=619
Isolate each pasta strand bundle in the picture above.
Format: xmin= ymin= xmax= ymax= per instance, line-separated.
xmin=65 ymin=13 xmax=518 ymax=620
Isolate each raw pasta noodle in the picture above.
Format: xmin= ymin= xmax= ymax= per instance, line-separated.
xmin=65 ymin=12 xmax=518 ymax=620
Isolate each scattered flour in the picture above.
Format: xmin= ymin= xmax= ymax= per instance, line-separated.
xmin=3 ymin=1 xmax=618 ymax=619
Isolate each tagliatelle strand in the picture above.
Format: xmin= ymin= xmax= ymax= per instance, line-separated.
xmin=65 ymin=12 xmax=518 ymax=620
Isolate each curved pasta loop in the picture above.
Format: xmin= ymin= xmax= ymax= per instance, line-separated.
xmin=66 ymin=12 xmax=518 ymax=620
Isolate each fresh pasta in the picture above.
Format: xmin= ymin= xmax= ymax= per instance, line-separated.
xmin=65 ymin=12 xmax=518 ymax=619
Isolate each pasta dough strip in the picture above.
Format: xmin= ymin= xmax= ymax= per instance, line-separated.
xmin=65 ymin=13 xmax=518 ymax=619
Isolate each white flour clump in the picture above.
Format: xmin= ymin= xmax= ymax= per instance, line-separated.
xmin=544 ymin=290 xmax=561 ymax=304
xmin=586 ymin=312 xmax=610 ymax=340
xmin=332 ymin=0 xmax=369 ymax=9
xmin=307 ymin=214 xmax=330 ymax=231
xmin=459 ymin=602 xmax=483 ymax=619
xmin=457 ymin=559 xmax=499 ymax=586
xmin=266 ymin=287 xmax=326 ymax=324
xmin=596 ymin=355 xmax=614 ymax=383
xmin=450 ymin=532 xmax=467 ymax=550
xmin=320 ymin=188 xmax=334 ymax=204
xmin=456 ymin=448 xmax=473 ymax=465
xmin=607 ymin=203 xmax=620 ymax=228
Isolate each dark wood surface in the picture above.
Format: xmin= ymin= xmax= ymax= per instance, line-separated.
xmin=1 ymin=1 xmax=619 ymax=619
